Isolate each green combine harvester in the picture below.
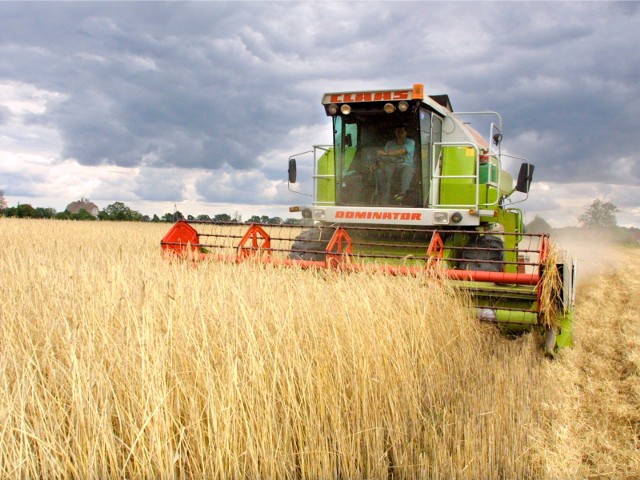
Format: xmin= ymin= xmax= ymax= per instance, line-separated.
xmin=162 ymin=83 xmax=577 ymax=354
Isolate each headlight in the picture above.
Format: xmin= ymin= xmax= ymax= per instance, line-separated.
xmin=433 ymin=212 xmax=449 ymax=224
xmin=451 ymin=211 xmax=463 ymax=223
xmin=313 ymin=209 xmax=326 ymax=220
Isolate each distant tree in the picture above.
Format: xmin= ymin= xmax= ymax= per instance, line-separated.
xmin=2 ymin=204 xmax=54 ymax=218
xmin=162 ymin=211 xmax=183 ymax=222
xmin=578 ymin=199 xmax=618 ymax=229
xmin=241 ymin=215 xmax=286 ymax=224
xmin=187 ymin=214 xmax=195 ymax=221
xmin=15 ymin=204 xmax=36 ymax=218
xmin=0 ymin=190 xmax=7 ymax=212
xmin=99 ymin=202 xmax=143 ymax=221
xmin=72 ymin=209 xmax=97 ymax=221
xmin=3 ymin=206 xmax=16 ymax=217
xmin=283 ymin=217 xmax=302 ymax=225
xmin=36 ymin=207 xmax=56 ymax=218
xmin=526 ymin=215 xmax=552 ymax=234
xmin=213 ymin=213 xmax=232 ymax=222
xmin=152 ymin=214 xmax=161 ymax=222
xmin=197 ymin=214 xmax=211 ymax=221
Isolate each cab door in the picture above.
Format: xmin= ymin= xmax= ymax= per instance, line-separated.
xmin=420 ymin=108 xmax=443 ymax=206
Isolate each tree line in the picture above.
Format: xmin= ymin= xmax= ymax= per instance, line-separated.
xmin=0 ymin=193 xmax=301 ymax=225
xmin=0 ymin=190 xmax=628 ymax=230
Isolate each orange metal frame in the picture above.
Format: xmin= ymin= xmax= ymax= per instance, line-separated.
xmin=161 ymin=221 xmax=542 ymax=286
xmin=237 ymin=224 xmax=272 ymax=259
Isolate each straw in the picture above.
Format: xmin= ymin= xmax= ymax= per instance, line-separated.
xmin=538 ymin=243 xmax=563 ymax=329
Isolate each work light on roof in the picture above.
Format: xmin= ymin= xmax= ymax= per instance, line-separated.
xmin=340 ymin=104 xmax=351 ymax=115
xmin=383 ymin=103 xmax=395 ymax=114
xmin=327 ymin=103 xmax=338 ymax=115
xmin=398 ymin=101 xmax=409 ymax=112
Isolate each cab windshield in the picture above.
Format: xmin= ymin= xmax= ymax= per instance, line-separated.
xmin=333 ymin=112 xmax=425 ymax=207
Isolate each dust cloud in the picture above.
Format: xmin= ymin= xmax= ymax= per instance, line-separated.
xmin=551 ymin=231 xmax=620 ymax=282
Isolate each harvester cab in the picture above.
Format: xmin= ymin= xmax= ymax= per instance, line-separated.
xmin=289 ymin=83 xmax=529 ymax=230
xmin=162 ymin=83 xmax=577 ymax=355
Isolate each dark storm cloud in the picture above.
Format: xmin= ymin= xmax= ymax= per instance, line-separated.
xmin=437 ymin=3 xmax=640 ymax=185
xmin=0 ymin=2 xmax=317 ymax=170
xmin=1 ymin=2 xmax=639 ymax=209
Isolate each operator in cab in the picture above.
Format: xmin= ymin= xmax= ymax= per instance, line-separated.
xmin=375 ymin=124 xmax=415 ymax=204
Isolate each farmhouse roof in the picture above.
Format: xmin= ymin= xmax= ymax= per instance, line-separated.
xmin=66 ymin=200 xmax=99 ymax=216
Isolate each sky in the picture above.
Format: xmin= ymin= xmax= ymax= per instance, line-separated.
xmin=1 ymin=1 xmax=639 ymax=227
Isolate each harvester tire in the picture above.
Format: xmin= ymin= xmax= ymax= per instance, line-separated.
xmin=289 ymin=227 xmax=336 ymax=262
xmin=458 ymin=235 xmax=504 ymax=272
xmin=543 ymin=327 xmax=557 ymax=356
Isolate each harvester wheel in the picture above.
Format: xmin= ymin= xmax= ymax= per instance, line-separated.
xmin=458 ymin=235 xmax=504 ymax=272
xmin=543 ymin=326 xmax=557 ymax=356
xmin=289 ymin=227 xmax=336 ymax=261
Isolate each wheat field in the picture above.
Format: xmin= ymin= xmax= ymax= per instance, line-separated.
xmin=0 ymin=219 xmax=637 ymax=479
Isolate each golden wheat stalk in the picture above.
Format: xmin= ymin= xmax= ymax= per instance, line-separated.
xmin=2 ymin=219 xmax=636 ymax=479
xmin=538 ymin=243 xmax=563 ymax=329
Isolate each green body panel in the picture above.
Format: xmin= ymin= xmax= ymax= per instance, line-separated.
xmin=478 ymin=162 xmax=497 ymax=184
xmin=496 ymin=310 xmax=538 ymax=324
xmin=456 ymin=280 xmax=538 ymax=317
xmin=478 ymin=184 xmax=498 ymax=206
xmin=439 ymin=146 xmax=477 ymax=206
xmin=316 ymin=149 xmax=336 ymax=204
xmin=439 ymin=147 xmax=513 ymax=207
xmin=478 ymin=162 xmax=499 ymax=206
xmin=494 ymin=209 xmax=523 ymax=274
xmin=556 ymin=312 xmax=574 ymax=348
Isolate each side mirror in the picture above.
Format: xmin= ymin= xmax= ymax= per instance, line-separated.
xmin=515 ymin=163 xmax=534 ymax=193
xmin=288 ymin=158 xmax=297 ymax=184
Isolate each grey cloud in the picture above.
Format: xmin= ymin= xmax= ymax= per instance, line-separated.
xmin=436 ymin=4 xmax=640 ymax=185
xmin=0 ymin=105 xmax=10 ymax=124
xmin=194 ymin=170 xmax=280 ymax=205
xmin=132 ymin=168 xmax=185 ymax=202
xmin=1 ymin=2 xmax=639 ymax=220
xmin=523 ymin=194 xmax=563 ymax=215
xmin=1 ymin=172 xmax=34 ymax=197
xmin=1 ymin=3 xmax=314 ymax=169
xmin=611 ymin=1 xmax=640 ymax=16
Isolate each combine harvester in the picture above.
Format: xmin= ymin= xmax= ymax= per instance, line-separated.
xmin=162 ymin=83 xmax=576 ymax=354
